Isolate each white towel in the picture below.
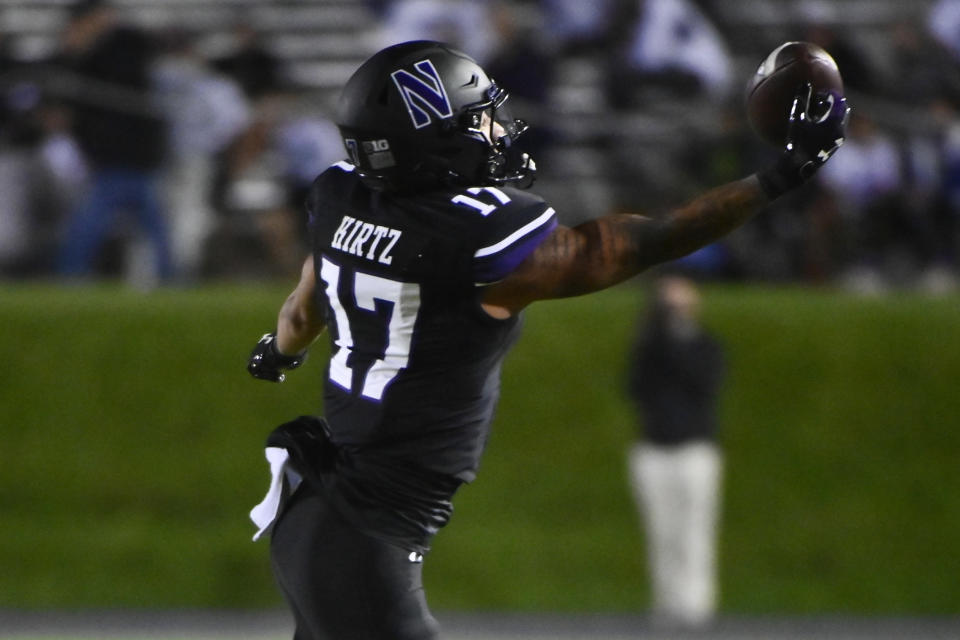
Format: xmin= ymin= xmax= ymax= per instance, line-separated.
xmin=249 ymin=446 xmax=302 ymax=541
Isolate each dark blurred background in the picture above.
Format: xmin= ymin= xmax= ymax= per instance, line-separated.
xmin=1 ymin=0 xmax=958 ymax=293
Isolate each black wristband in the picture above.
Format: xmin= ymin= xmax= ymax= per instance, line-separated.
xmin=268 ymin=337 xmax=306 ymax=368
xmin=756 ymin=153 xmax=807 ymax=200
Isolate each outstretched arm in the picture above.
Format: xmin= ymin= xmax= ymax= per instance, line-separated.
xmin=481 ymin=177 xmax=767 ymax=317
xmin=482 ymin=86 xmax=849 ymax=318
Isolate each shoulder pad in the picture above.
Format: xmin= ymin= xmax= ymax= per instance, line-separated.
xmin=445 ymin=185 xmax=556 ymax=285
xmin=306 ymin=161 xmax=357 ymax=224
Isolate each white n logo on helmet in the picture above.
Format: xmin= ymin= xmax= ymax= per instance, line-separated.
xmin=391 ymin=59 xmax=453 ymax=129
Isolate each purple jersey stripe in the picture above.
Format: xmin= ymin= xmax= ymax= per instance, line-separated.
xmin=473 ymin=209 xmax=557 ymax=285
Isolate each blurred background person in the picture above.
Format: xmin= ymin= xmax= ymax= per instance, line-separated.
xmin=625 ymin=274 xmax=726 ymax=628
xmin=0 ymin=32 xmax=45 ymax=276
xmin=273 ymin=97 xmax=344 ymax=218
xmin=609 ymin=0 xmax=734 ymax=108
xmin=212 ymin=85 xmax=336 ymax=279
xmin=539 ymin=0 xmax=626 ymax=55
xmin=212 ymin=19 xmax=283 ymax=104
xmin=375 ymin=0 xmax=500 ymax=65
xmin=154 ymin=28 xmax=250 ymax=282
xmin=927 ymin=0 xmax=960 ymax=66
xmin=816 ymin=113 xmax=906 ymax=291
xmin=793 ymin=0 xmax=880 ymax=95
xmin=53 ymin=0 xmax=171 ymax=285
xmin=602 ymin=0 xmax=736 ymax=227
xmin=484 ymin=2 xmax=558 ymax=160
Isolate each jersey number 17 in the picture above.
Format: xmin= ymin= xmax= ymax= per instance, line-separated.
xmin=319 ymin=257 xmax=421 ymax=401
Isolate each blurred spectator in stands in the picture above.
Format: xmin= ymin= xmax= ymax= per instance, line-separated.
xmin=539 ymin=0 xmax=633 ymax=56
xmin=34 ymin=103 xmax=88 ymax=271
xmin=0 ymin=33 xmax=46 ymax=276
xmin=902 ymin=100 xmax=959 ymax=291
xmin=275 ymin=104 xmax=343 ymax=219
xmin=598 ymin=0 xmax=733 ymax=240
xmin=608 ymin=0 xmax=734 ymax=108
xmin=213 ymin=88 xmax=316 ymax=278
xmin=485 ymin=2 xmax=557 ymax=158
xmin=883 ymin=21 xmax=960 ymax=106
xmin=926 ymin=101 xmax=960 ymax=289
xmin=54 ymin=0 xmax=172 ymax=285
xmin=625 ymin=275 xmax=725 ymax=629
xmin=154 ymin=28 xmax=250 ymax=281
xmin=902 ymin=3 xmax=960 ymax=288
xmin=213 ymin=21 xmax=282 ymax=103
xmin=535 ymin=0 xmax=635 ymax=120
xmin=817 ymin=113 xmax=909 ymax=289
xmin=928 ymin=0 xmax=960 ymax=67
xmin=794 ymin=0 xmax=879 ymax=96
xmin=364 ymin=0 xmax=392 ymax=20
xmin=376 ymin=0 xmax=499 ymax=65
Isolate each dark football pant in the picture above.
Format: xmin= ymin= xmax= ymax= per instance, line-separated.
xmin=270 ymin=482 xmax=440 ymax=640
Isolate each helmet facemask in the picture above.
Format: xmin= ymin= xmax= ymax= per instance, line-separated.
xmin=435 ymin=82 xmax=536 ymax=189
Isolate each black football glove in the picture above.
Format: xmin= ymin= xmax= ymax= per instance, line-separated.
xmin=247 ymin=332 xmax=306 ymax=383
xmin=758 ymin=82 xmax=850 ymax=199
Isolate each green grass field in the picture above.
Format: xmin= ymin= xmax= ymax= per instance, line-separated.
xmin=2 ymin=281 xmax=959 ymax=614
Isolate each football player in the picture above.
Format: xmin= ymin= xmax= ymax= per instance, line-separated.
xmin=246 ymin=40 xmax=849 ymax=640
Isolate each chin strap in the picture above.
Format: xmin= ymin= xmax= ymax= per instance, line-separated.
xmin=486 ymin=129 xmax=537 ymax=188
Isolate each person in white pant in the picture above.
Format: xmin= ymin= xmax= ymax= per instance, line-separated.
xmin=626 ymin=275 xmax=726 ymax=627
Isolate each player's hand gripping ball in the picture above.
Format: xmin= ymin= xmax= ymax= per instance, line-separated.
xmin=746 ymin=41 xmax=844 ymax=147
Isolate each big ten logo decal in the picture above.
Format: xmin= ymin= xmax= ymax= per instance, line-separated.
xmin=345 ymin=138 xmax=395 ymax=170
xmin=363 ymin=139 xmax=391 ymax=153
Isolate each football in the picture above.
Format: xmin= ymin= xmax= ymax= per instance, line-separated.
xmin=745 ymin=41 xmax=844 ymax=147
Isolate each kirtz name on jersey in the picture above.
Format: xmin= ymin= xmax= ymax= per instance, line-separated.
xmin=330 ymin=215 xmax=402 ymax=266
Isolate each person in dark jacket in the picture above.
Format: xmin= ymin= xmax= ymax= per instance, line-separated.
xmin=626 ymin=274 xmax=726 ymax=627
xmin=56 ymin=0 xmax=171 ymax=283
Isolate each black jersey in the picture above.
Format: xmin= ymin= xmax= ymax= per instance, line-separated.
xmin=304 ymin=161 xmax=556 ymax=551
